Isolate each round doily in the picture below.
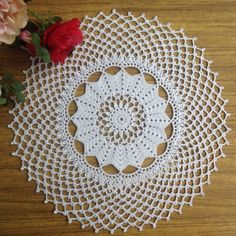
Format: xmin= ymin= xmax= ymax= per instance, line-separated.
xmin=9 ymin=10 xmax=230 ymax=233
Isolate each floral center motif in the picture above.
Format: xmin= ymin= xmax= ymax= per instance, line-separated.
xmin=96 ymin=95 xmax=146 ymax=145
xmin=71 ymin=69 xmax=171 ymax=171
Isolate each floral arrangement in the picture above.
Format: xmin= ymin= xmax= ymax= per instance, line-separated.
xmin=0 ymin=0 xmax=83 ymax=105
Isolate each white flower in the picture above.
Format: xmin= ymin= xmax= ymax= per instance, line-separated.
xmin=0 ymin=0 xmax=28 ymax=44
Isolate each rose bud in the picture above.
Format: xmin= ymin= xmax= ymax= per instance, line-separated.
xmin=19 ymin=30 xmax=32 ymax=44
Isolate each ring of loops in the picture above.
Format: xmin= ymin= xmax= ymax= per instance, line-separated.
xmin=96 ymin=94 xmax=146 ymax=145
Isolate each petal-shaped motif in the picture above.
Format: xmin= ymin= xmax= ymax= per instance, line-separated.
xmin=72 ymin=69 xmax=170 ymax=170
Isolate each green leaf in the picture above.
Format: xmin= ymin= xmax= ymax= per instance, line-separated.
xmin=0 ymin=97 xmax=7 ymax=105
xmin=2 ymin=80 xmax=10 ymax=94
xmin=1 ymin=73 xmax=26 ymax=105
xmin=2 ymin=73 xmax=15 ymax=94
xmin=38 ymin=47 xmax=51 ymax=63
xmin=45 ymin=11 xmax=62 ymax=26
xmin=3 ymin=73 xmax=13 ymax=81
xmin=32 ymin=32 xmax=41 ymax=49
xmin=32 ymin=33 xmax=51 ymax=63
xmin=15 ymin=92 xmax=25 ymax=103
xmin=11 ymin=81 xmax=24 ymax=91
xmin=51 ymin=16 xmax=62 ymax=23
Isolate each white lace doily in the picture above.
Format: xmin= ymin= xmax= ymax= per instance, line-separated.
xmin=9 ymin=10 xmax=230 ymax=233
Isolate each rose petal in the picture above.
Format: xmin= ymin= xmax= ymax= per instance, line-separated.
xmin=8 ymin=0 xmax=26 ymax=14
xmin=43 ymin=21 xmax=61 ymax=46
xmin=12 ymin=9 xmax=28 ymax=28
xmin=0 ymin=0 xmax=9 ymax=12
xmin=0 ymin=31 xmax=16 ymax=44
xmin=50 ymin=48 xmax=69 ymax=64
xmin=43 ymin=18 xmax=83 ymax=64
xmin=5 ymin=16 xmax=20 ymax=35
xmin=0 ymin=22 xmax=7 ymax=34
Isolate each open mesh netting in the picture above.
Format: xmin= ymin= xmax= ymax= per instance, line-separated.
xmin=9 ymin=10 xmax=230 ymax=233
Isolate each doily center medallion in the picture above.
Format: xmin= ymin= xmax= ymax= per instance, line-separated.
xmin=97 ymin=95 xmax=146 ymax=145
xmin=65 ymin=65 xmax=182 ymax=182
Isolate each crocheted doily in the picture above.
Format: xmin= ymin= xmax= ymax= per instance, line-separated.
xmin=9 ymin=10 xmax=230 ymax=233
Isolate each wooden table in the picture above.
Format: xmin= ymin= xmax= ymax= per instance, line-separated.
xmin=0 ymin=0 xmax=236 ymax=235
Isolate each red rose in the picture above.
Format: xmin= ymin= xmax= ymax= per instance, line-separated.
xmin=43 ymin=18 xmax=83 ymax=63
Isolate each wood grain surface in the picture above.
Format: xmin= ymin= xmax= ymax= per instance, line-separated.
xmin=0 ymin=0 xmax=236 ymax=235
